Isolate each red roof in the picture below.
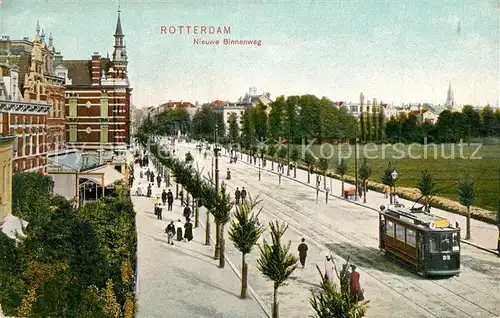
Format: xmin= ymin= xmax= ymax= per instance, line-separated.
xmin=211 ymin=100 xmax=226 ymax=107
xmin=159 ymin=101 xmax=196 ymax=109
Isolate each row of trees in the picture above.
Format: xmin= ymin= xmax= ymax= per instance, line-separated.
xmin=1 ymin=173 xmax=137 ymax=317
xmin=230 ymin=140 xmax=479 ymax=242
xmin=144 ymin=139 xmax=369 ymax=317
xmin=385 ymin=106 xmax=500 ymax=143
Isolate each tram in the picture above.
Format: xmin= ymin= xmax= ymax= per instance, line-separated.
xmin=378 ymin=204 xmax=461 ymax=277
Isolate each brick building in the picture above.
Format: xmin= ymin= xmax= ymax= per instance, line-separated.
xmin=0 ymin=24 xmax=66 ymax=155
xmin=59 ymin=10 xmax=132 ymax=152
xmin=0 ymin=64 xmax=50 ymax=173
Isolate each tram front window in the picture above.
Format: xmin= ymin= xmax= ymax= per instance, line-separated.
xmin=428 ymin=232 xmax=457 ymax=253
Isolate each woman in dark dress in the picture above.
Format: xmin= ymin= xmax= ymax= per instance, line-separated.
xmin=176 ymin=220 xmax=183 ymax=241
xmin=184 ymin=218 xmax=193 ymax=242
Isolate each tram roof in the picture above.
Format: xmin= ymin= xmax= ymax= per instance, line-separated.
xmin=383 ymin=205 xmax=450 ymax=229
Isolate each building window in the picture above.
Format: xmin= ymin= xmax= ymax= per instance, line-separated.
xmin=100 ymin=95 xmax=109 ymax=117
xmin=100 ymin=125 xmax=109 ymax=143
xmin=69 ymin=98 xmax=77 ymax=117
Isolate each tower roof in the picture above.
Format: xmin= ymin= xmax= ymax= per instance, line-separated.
xmin=115 ymin=9 xmax=124 ymax=36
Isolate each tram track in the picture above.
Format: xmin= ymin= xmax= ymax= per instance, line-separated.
xmin=176 ymin=145 xmax=499 ymax=317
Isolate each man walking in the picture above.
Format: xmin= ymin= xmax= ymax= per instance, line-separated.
xmin=241 ymin=187 xmax=247 ymax=203
xmin=161 ymin=189 xmax=167 ymax=206
xmin=234 ymin=187 xmax=241 ymax=205
xmin=156 ymin=174 xmax=162 ymax=188
xmin=166 ymin=221 xmax=175 ymax=245
xmin=167 ymin=189 xmax=174 ymax=211
xmin=297 ymin=238 xmax=309 ymax=268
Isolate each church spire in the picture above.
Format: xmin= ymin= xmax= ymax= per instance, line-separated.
xmin=445 ymin=82 xmax=456 ymax=109
xmin=112 ymin=6 xmax=127 ymax=65
xmin=36 ymin=21 xmax=40 ymax=35
xmin=115 ymin=7 xmax=123 ymax=36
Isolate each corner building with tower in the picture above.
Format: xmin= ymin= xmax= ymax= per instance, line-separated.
xmin=60 ymin=10 xmax=132 ymax=152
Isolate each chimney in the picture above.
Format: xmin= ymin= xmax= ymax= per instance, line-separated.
xmin=91 ymin=52 xmax=101 ymax=86
xmin=9 ymin=66 xmax=19 ymax=100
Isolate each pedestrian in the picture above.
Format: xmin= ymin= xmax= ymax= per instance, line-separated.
xmin=349 ymin=265 xmax=364 ymax=302
xmin=167 ymin=189 xmax=174 ymax=211
xmin=166 ymin=221 xmax=175 ymax=245
xmin=241 ymin=187 xmax=247 ymax=202
xmin=234 ymin=187 xmax=241 ymax=205
xmin=161 ymin=189 xmax=167 ymax=205
xmin=184 ymin=218 xmax=193 ymax=242
xmin=176 ymin=219 xmax=184 ymax=241
xmin=140 ymin=170 xmax=144 ymax=179
xmin=297 ymin=238 xmax=308 ymax=268
xmin=150 ymin=172 xmax=155 ymax=183
xmin=146 ymin=184 xmax=152 ymax=197
xmin=156 ymin=175 xmax=162 ymax=188
xmin=154 ymin=197 xmax=163 ymax=220
xmin=324 ymin=255 xmax=335 ymax=283
xmin=183 ymin=205 xmax=192 ymax=222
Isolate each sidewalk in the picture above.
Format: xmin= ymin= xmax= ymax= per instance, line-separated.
xmin=131 ymin=162 xmax=267 ymax=318
xmin=223 ymin=148 xmax=499 ymax=253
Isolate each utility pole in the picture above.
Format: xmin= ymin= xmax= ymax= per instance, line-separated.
xmin=287 ymin=118 xmax=291 ymax=176
xmin=354 ymin=120 xmax=359 ymax=201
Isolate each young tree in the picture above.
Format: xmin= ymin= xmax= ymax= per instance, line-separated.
xmin=381 ymin=161 xmax=396 ymax=204
xmin=416 ymin=169 xmax=437 ymax=212
xmin=259 ymin=146 xmax=267 ymax=163
xmin=290 ymin=147 xmax=300 ymax=178
xmin=358 ymin=158 xmax=372 ymax=203
xmin=228 ymin=196 xmax=265 ymax=298
xmin=334 ymin=159 xmax=349 ymax=196
xmin=310 ymin=258 xmax=369 ymax=318
xmin=211 ymin=187 xmax=234 ymax=268
xmin=267 ymin=145 xmax=277 ymax=170
xmin=257 ymin=221 xmax=298 ymax=318
xmin=277 ymin=147 xmax=287 ymax=171
xmin=304 ymin=152 xmax=317 ymax=184
xmin=317 ymin=158 xmax=329 ymax=189
xmin=458 ymin=174 xmax=476 ymax=240
xmin=228 ymin=112 xmax=240 ymax=143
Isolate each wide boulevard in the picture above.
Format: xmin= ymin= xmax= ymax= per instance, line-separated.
xmin=170 ymin=140 xmax=500 ymax=318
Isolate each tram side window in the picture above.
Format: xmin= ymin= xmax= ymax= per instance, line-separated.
xmin=386 ymin=220 xmax=394 ymax=236
xmin=406 ymin=229 xmax=416 ymax=246
xmin=395 ymin=224 xmax=406 ymax=242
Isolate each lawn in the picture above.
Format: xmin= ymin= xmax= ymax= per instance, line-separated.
xmin=293 ymin=143 xmax=500 ymax=213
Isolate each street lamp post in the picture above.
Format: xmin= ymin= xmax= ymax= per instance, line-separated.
xmin=287 ymin=119 xmax=291 ymax=176
xmin=316 ymin=175 xmax=321 ymax=203
xmin=259 ymin=161 xmax=261 ymax=181
xmin=391 ymin=170 xmax=398 ymax=205
xmin=497 ymin=168 xmax=500 ymax=257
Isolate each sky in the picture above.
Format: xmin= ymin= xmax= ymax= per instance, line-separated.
xmin=0 ymin=0 xmax=498 ymax=108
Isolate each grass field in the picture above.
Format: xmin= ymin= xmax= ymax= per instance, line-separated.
xmin=293 ymin=143 xmax=500 ymax=213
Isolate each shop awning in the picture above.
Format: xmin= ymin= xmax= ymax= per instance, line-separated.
xmin=79 ymin=165 xmax=125 ymax=187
